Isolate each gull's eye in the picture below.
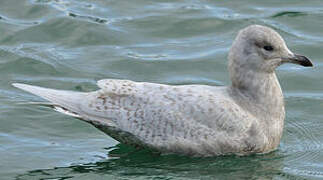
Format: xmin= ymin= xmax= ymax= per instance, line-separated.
xmin=263 ymin=45 xmax=274 ymax=51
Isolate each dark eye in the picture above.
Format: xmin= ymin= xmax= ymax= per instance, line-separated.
xmin=264 ymin=45 xmax=274 ymax=51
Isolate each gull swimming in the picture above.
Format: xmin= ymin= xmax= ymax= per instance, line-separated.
xmin=13 ymin=25 xmax=313 ymax=156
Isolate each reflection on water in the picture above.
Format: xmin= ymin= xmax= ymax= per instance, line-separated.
xmin=17 ymin=144 xmax=289 ymax=180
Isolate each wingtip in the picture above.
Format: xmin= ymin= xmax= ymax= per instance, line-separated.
xmin=12 ymin=82 xmax=20 ymax=88
xmin=12 ymin=82 xmax=88 ymax=119
xmin=12 ymin=83 xmax=32 ymax=90
xmin=12 ymin=83 xmax=24 ymax=89
xmin=12 ymin=83 xmax=48 ymax=96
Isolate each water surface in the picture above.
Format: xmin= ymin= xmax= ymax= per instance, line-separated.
xmin=1 ymin=0 xmax=323 ymax=179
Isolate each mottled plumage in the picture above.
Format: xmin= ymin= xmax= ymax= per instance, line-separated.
xmin=13 ymin=25 xmax=313 ymax=156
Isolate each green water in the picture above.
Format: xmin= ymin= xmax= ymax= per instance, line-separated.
xmin=1 ymin=0 xmax=323 ymax=179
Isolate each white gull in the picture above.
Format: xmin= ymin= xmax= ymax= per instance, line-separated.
xmin=13 ymin=25 xmax=313 ymax=156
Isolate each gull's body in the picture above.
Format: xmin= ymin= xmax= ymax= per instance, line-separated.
xmin=13 ymin=25 xmax=313 ymax=156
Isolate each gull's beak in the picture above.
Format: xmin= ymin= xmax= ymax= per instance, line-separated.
xmin=283 ymin=53 xmax=313 ymax=67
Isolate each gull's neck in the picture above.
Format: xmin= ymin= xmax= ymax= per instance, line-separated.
xmin=228 ymin=58 xmax=285 ymax=112
xmin=231 ymin=70 xmax=284 ymax=108
xmin=229 ymin=67 xmax=285 ymax=149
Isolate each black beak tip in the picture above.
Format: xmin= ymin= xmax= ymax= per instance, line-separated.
xmin=293 ymin=54 xmax=314 ymax=67
xmin=301 ymin=59 xmax=314 ymax=67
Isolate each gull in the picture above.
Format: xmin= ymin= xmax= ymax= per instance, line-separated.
xmin=13 ymin=25 xmax=313 ymax=156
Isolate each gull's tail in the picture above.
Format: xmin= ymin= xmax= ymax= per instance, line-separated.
xmin=12 ymin=83 xmax=87 ymax=117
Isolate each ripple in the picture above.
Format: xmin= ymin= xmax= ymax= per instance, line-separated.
xmin=286 ymin=118 xmax=322 ymax=158
xmin=126 ymin=51 xmax=167 ymax=60
xmin=282 ymin=95 xmax=323 ymax=179
xmin=31 ymin=0 xmax=105 ymax=25
xmin=164 ymin=76 xmax=223 ymax=86
xmin=120 ymin=36 xmax=226 ymax=62
xmin=31 ymin=0 xmax=69 ymax=11
xmin=0 ymin=44 xmax=62 ymax=68
xmin=283 ymin=167 xmax=323 ymax=179
xmin=272 ymin=11 xmax=307 ymax=18
xmin=261 ymin=20 xmax=323 ymax=42
xmin=285 ymin=92 xmax=323 ymax=100
xmin=68 ymin=12 xmax=109 ymax=24
xmin=0 ymin=14 xmax=40 ymax=26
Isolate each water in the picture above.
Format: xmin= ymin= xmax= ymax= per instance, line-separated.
xmin=1 ymin=0 xmax=323 ymax=179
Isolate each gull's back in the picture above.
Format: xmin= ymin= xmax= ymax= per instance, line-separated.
xmin=13 ymin=80 xmax=260 ymax=156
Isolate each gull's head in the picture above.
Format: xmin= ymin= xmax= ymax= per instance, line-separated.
xmin=228 ymin=25 xmax=313 ymax=74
